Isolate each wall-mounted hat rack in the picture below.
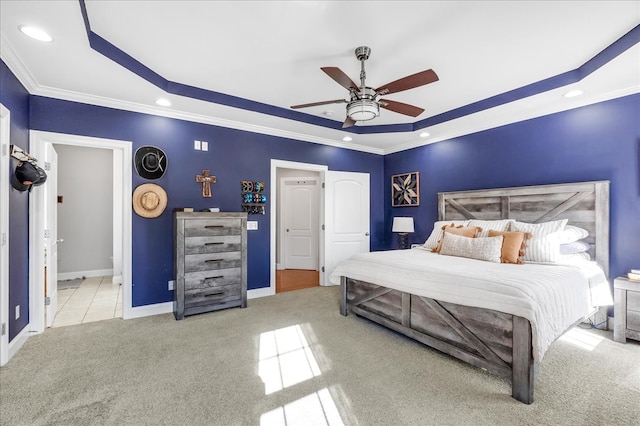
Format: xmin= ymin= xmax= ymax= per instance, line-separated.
xmin=10 ymin=144 xmax=38 ymax=164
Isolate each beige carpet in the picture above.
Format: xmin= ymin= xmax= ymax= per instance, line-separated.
xmin=0 ymin=286 xmax=638 ymax=425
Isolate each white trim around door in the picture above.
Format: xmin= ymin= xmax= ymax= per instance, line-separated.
xmin=269 ymin=159 xmax=328 ymax=296
xmin=0 ymin=104 xmax=10 ymax=366
xmin=28 ymin=131 xmax=134 ymax=333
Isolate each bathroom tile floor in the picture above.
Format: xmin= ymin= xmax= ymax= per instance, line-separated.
xmin=53 ymin=276 xmax=122 ymax=327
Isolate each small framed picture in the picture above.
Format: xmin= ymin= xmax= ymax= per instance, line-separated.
xmin=392 ymin=172 xmax=419 ymax=206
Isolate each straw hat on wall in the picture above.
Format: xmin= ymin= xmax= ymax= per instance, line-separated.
xmin=132 ymin=183 xmax=168 ymax=218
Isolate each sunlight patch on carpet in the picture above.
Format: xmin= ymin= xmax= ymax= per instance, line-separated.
xmin=558 ymin=327 xmax=604 ymax=351
xmin=258 ymin=324 xmax=322 ymax=395
xmin=260 ymin=388 xmax=343 ymax=426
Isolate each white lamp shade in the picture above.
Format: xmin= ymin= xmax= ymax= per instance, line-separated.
xmin=392 ymin=217 xmax=414 ymax=233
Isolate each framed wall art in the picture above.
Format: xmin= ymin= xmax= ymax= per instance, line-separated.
xmin=392 ymin=172 xmax=420 ymax=206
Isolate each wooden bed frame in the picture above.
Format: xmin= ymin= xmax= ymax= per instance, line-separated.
xmin=339 ymin=181 xmax=610 ymax=404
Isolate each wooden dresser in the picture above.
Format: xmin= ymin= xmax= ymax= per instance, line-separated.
xmin=614 ymin=276 xmax=640 ymax=343
xmin=174 ymin=212 xmax=247 ymax=320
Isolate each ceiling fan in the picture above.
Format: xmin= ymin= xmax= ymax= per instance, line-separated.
xmin=291 ymin=46 xmax=439 ymax=128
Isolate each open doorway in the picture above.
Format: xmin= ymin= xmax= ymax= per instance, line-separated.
xmin=276 ymin=170 xmax=321 ymax=293
xmin=269 ymin=160 xmax=328 ymax=296
xmin=52 ymin=144 xmax=120 ymax=327
xmin=29 ymin=131 xmax=132 ymax=333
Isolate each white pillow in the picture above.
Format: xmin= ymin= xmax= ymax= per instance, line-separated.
xmin=467 ymin=219 xmax=514 ymax=238
xmin=558 ymin=225 xmax=589 ymax=244
xmin=439 ymin=232 xmax=503 ymax=263
xmin=423 ymin=220 xmax=469 ymax=250
xmin=510 ymin=219 xmax=568 ymax=263
xmin=560 ymin=240 xmax=591 ymax=254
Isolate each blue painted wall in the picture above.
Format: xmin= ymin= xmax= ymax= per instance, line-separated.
xmin=384 ymin=94 xmax=640 ymax=281
xmin=28 ymin=96 xmax=385 ymax=307
xmin=3 ymin=55 xmax=639 ymax=343
xmin=1 ymin=60 xmax=31 ymax=340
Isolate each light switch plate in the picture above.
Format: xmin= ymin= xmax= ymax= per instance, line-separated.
xmin=201 ymin=141 xmax=208 ymax=151
xmin=247 ymin=221 xmax=258 ymax=230
xmin=194 ymin=140 xmax=201 ymax=150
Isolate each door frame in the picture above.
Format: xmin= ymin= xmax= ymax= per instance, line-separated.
xmin=268 ymin=160 xmax=328 ymax=297
xmin=0 ymin=104 xmax=10 ymax=366
xmin=28 ymin=131 xmax=132 ymax=333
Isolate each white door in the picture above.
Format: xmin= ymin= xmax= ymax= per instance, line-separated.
xmin=283 ymin=178 xmax=319 ymax=270
xmin=322 ymin=171 xmax=370 ymax=286
xmin=43 ymin=143 xmax=58 ymax=327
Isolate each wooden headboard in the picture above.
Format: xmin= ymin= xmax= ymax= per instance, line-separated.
xmin=438 ymin=181 xmax=610 ymax=277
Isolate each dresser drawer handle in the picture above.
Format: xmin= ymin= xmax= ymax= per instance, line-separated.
xmin=205 ymin=259 xmax=224 ymax=263
xmin=203 ymin=276 xmax=224 ymax=282
xmin=205 ymin=242 xmax=224 ymax=245
xmin=204 ymin=225 xmax=224 ymax=229
xmin=204 ymin=290 xmax=224 ymax=297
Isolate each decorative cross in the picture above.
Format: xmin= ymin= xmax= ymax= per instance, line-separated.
xmin=195 ymin=169 xmax=216 ymax=198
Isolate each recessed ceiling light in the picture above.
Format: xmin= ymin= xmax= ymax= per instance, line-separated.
xmin=18 ymin=25 xmax=52 ymax=42
xmin=322 ymin=110 xmax=334 ymax=116
xmin=155 ymin=98 xmax=171 ymax=107
xmin=564 ymin=89 xmax=584 ymax=98
xmin=419 ymin=132 xmax=430 ymax=138
xmin=342 ymin=136 xmax=352 ymax=142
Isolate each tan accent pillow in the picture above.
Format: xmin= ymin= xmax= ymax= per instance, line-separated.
xmin=432 ymin=224 xmax=482 ymax=253
xmin=488 ymin=230 xmax=533 ymax=264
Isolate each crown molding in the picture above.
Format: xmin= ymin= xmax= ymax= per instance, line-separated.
xmin=381 ymin=84 xmax=640 ymax=155
xmin=0 ymin=32 xmax=39 ymax=93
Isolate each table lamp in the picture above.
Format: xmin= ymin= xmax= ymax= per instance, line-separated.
xmin=392 ymin=217 xmax=414 ymax=249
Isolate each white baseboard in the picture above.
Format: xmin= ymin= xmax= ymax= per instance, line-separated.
xmin=276 ymin=263 xmax=284 ymax=270
xmin=112 ymin=275 xmax=123 ymax=285
xmin=123 ymin=301 xmax=173 ymax=320
xmin=7 ymin=325 xmax=30 ymax=363
xmin=248 ymin=286 xmax=275 ymax=299
xmin=58 ymin=269 xmax=114 ymax=281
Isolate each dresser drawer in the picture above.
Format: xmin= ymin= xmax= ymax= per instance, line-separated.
xmin=184 ymin=219 xmax=242 ymax=237
xmin=185 ymin=283 xmax=241 ymax=309
xmin=184 ymin=235 xmax=242 ymax=255
xmin=627 ymin=291 xmax=640 ymax=311
xmin=184 ymin=251 xmax=241 ymax=273
xmin=627 ymin=310 xmax=640 ymax=332
xmin=184 ymin=268 xmax=241 ymax=291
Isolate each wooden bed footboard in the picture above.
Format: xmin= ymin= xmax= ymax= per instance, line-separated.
xmin=340 ymin=277 xmax=535 ymax=404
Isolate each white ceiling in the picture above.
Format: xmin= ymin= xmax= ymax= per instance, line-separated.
xmin=1 ymin=1 xmax=639 ymax=154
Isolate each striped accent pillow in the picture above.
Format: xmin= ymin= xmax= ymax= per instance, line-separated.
xmin=468 ymin=219 xmax=515 ymax=238
xmin=510 ymin=219 xmax=568 ymax=263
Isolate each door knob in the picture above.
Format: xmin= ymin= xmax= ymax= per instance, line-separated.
xmin=365 ymin=232 xmax=369 ymax=236
xmin=286 ymin=229 xmax=290 ymax=232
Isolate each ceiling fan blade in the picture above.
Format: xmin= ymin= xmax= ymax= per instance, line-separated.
xmin=375 ymin=69 xmax=439 ymax=96
xmin=321 ymin=67 xmax=359 ymax=91
xmin=291 ymin=99 xmax=347 ymax=109
xmin=379 ymin=99 xmax=425 ymax=117
xmin=342 ymin=116 xmax=356 ymax=128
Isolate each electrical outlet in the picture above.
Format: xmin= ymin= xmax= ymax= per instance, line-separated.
xmin=168 ymin=280 xmax=174 ymax=291
xmin=15 ymin=305 xmax=20 ymax=320
xmin=247 ymin=221 xmax=258 ymax=230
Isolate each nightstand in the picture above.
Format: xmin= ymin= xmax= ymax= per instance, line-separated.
xmin=613 ymin=276 xmax=640 ymax=343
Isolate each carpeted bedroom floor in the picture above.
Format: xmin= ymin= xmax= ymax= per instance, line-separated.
xmin=0 ymin=286 xmax=638 ymax=425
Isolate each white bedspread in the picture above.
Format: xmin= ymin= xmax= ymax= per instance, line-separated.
xmin=329 ymin=248 xmax=613 ymax=360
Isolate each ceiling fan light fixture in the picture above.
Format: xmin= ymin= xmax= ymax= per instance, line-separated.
xmin=347 ymin=99 xmax=380 ymax=122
